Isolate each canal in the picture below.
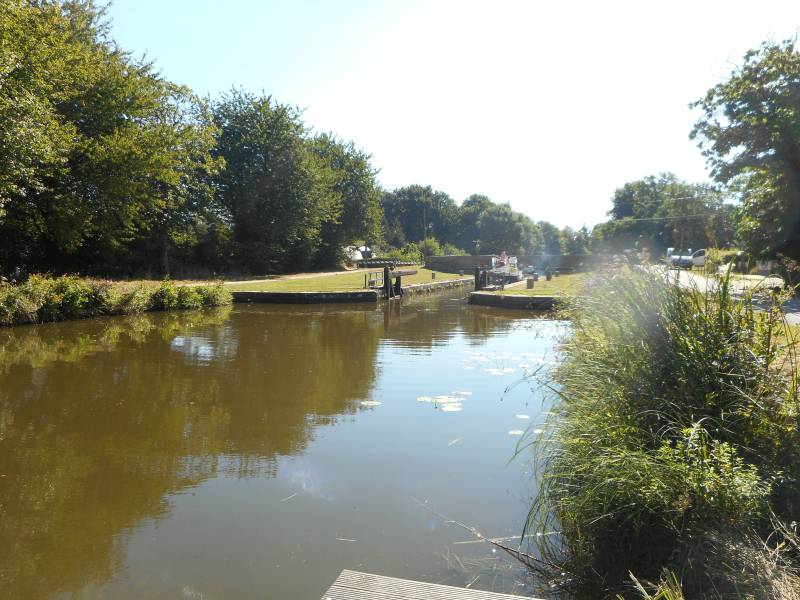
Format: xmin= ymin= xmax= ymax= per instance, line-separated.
xmin=0 ymin=293 xmax=565 ymax=599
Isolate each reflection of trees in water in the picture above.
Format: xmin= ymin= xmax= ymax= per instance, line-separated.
xmin=0 ymin=305 xmax=381 ymax=599
xmin=0 ymin=307 xmax=234 ymax=374
xmin=0 ymin=297 xmax=534 ymax=598
xmin=214 ymin=305 xmax=383 ymax=474
xmin=381 ymin=294 xmax=533 ymax=350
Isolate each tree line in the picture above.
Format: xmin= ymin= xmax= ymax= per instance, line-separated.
xmin=589 ymin=173 xmax=737 ymax=255
xmin=2 ymin=2 xmax=798 ymax=278
xmin=0 ymin=1 xmax=577 ymax=278
xmin=0 ymin=1 xmax=385 ymax=277
xmin=380 ymin=186 xmax=591 ymax=259
xmin=593 ymin=40 xmax=800 ymax=262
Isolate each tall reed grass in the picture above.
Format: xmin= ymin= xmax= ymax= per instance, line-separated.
xmin=0 ymin=275 xmax=232 ymax=326
xmin=525 ymin=267 xmax=800 ymax=599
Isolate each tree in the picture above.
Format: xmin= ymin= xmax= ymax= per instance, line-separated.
xmin=477 ymin=204 xmax=542 ymax=255
xmin=594 ymin=173 xmax=730 ymax=254
xmin=0 ymin=0 xmax=221 ymax=276
xmin=311 ymin=134 xmax=382 ymax=266
xmin=213 ymin=90 xmax=339 ymax=272
xmin=538 ymin=221 xmax=567 ymax=255
xmin=0 ymin=0 xmax=74 ymax=217
xmin=455 ymin=194 xmax=493 ymax=252
xmin=381 ymin=185 xmax=458 ymax=247
xmin=691 ymin=40 xmax=800 ymax=258
xmin=564 ymin=226 xmax=591 ymax=254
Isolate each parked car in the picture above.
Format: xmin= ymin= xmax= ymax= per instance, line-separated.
xmin=667 ymin=248 xmax=706 ymax=269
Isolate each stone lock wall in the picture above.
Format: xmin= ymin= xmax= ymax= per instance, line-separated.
xmin=424 ymin=255 xmax=497 ymax=273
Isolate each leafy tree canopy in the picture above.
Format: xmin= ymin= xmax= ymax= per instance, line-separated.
xmin=538 ymin=220 xmax=567 ymax=255
xmin=381 ymin=185 xmax=458 ymax=248
xmin=213 ymin=90 xmax=339 ymax=273
xmin=311 ymin=134 xmax=383 ymax=266
xmin=0 ymin=0 xmax=220 ymax=275
xmin=692 ymin=39 xmax=800 ymax=258
xmin=477 ymin=204 xmax=542 ymax=255
xmin=0 ymin=1 xmax=599 ymax=276
xmin=593 ymin=173 xmax=733 ymax=253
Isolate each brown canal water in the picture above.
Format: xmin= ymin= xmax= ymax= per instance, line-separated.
xmin=0 ymin=293 xmax=565 ymax=599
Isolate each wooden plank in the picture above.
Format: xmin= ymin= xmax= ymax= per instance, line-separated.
xmin=322 ymin=569 xmax=538 ymax=600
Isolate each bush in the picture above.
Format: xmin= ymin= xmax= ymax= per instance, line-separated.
xmin=40 ymin=276 xmax=96 ymax=320
xmin=12 ymin=275 xmax=53 ymax=323
xmin=441 ymin=242 xmax=466 ymax=255
xmin=176 ymin=285 xmax=203 ymax=309
xmin=116 ymin=285 xmax=151 ymax=314
xmin=526 ymin=268 xmax=799 ymax=597
xmin=90 ymin=281 xmax=117 ymax=314
xmin=380 ymin=242 xmax=423 ymax=263
xmin=149 ymin=280 xmax=180 ymax=311
xmin=0 ymin=276 xmax=233 ymax=326
xmin=418 ymin=237 xmax=442 ymax=258
xmin=0 ymin=275 xmax=97 ymax=324
xmin=0 ymin=282 xmax=21 ymax=325
xmin=195 ymin=283 xmax=232 ymax=306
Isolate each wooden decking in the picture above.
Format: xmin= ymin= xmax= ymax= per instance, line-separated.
xmin=321 ymin=569 xmax=537 ymax=600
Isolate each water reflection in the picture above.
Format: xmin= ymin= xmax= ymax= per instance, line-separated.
xmin=0 ymin=294 xmax=555 ymax=599
xmin=381 ymin=294 xmax=530 ymax=350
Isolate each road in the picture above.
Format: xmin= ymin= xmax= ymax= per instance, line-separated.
xmin=661 ymin=267 xmax=800 ymax=325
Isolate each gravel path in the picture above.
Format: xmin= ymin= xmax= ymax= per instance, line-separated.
xmin=659 ymin=267 xmax=800 ymax=325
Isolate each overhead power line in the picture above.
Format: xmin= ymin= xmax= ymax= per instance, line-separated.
xmin=614 ymin=212 xmax=724 ymax=223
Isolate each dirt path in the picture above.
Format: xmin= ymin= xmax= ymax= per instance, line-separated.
xmin=658 ymin=267 xmax=800 ymax=325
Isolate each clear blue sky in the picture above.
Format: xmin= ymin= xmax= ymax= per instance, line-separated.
xmin=107 ymin=0 xmax=800 ymax=228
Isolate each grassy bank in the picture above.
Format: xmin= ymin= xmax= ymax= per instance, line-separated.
xmin=225 ymin=267 xmax=462 ymax=292
xmin=525 ymin=268 xmax=800 ymax=599
xmin=0 ymin=275 xmax=232 ymax=326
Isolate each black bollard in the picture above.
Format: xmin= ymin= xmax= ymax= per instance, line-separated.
xmin=384 ymin=266 xmax=392 ymax=298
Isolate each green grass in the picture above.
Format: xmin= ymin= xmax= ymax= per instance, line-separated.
xmin=225 ymin=267 xmax=463 ymax=292
xmin=489 ymin=272 xmax=588 ymax=296
xmin=524 ymin=268 xmax=800 ymax=599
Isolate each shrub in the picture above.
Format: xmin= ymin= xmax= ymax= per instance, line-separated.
xmin=441 ymin=242 xmax=466 ymax=255
xmin=40 ymin=276 xmax=96 ymax=321
xmin=380 ymin=242 xmax=424 ymax=263
xmin=176 ymin=285 xmax=203 ymax=309
xmin=149 ymin=280 xmax=180 ymax=311
xmin=13 ymin=275 xmax=53 ymax=323
xmin=0 ymin=276 xmax=234 ymax=327
xmin=195 ymin=283 xmax=232 ymax=306
xmin=91 ymin=282 xmax=120 ymax=314
xmin=0 ymin=283 xmax=17 ymax=325
xmin=115 ymin=285 xmax=151 ymax=315
xmin=525 ymin=268 xmax=799 ymax=597
xmin=418 ymin=237 xmax=442 ymax=258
